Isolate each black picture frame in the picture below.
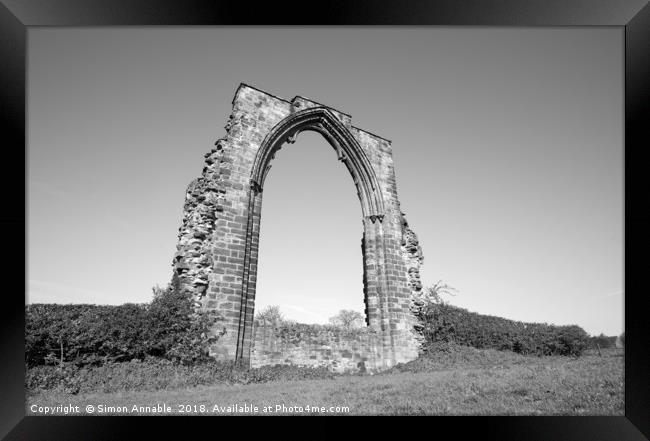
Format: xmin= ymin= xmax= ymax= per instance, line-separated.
xmin=2 ymin=1 xmax=648 ymax=439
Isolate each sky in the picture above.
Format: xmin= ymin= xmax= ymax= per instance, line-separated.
xmin=27 ymin=27 xmax=623 ymax=336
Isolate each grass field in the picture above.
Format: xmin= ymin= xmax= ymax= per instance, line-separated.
xmin=27 ymin=347 xmax=623 ymax=416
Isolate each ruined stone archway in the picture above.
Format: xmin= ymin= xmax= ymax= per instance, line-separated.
xmin=173 ymin=84 xmax=424 ymax=371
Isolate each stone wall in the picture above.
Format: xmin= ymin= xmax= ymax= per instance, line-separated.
xmin=172 ymin=83 xmax=424 ymax=369
xmin=250 ymin=321 xmax=384 ymax=373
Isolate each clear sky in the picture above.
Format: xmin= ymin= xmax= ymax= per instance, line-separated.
xmin=27 ymin=27 xmax=623 ymax=336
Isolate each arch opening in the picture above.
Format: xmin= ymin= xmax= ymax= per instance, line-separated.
xmin=243 ymin=108 xmax=388 ymax=338
xmin=254 ymin=131 xmax=366 ymax=326
xmin=251 ymin=107 xmax=385 ymax=222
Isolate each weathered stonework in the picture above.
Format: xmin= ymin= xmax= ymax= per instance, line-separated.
xmin=401 ymin=214 xmax=426 ymax=337
xmin=251 ymin=321 xmax=383 ymax=373
xmin=172 ymin=84 xmax=424 ymax=369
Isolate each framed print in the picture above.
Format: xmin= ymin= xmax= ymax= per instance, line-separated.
xmin=1 ymin=0 xmax=648 ymax=439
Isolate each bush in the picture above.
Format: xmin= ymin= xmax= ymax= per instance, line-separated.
xmin=416 ymin=301 xmax=589 ymax=356
xmin=588 ymin=334 xmax=617 ymax=350
xmin=144 ymin=275 xmax=220 ymax=364
xmin=25 ymin=275 xmax=220 ymax=367
xmin=25 ymin=303 xmax=150 ymax=367
xmin=328 ymin=310 xmax=364 ymax=330
xmin=619 ymin=332 xmax=625 ymax=347
xmin=254 ymin=305 xmax=284 ymax=324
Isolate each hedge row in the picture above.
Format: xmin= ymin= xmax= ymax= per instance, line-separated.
xmin=587 ymin=334 xmax=619 ymax=350
xmin=418 ymin=302 xmax=589 ymax=356
xmin=26 ymin=277 xmax=218 ymax=367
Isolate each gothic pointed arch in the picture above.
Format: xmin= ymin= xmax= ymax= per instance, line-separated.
xmin=250 ymin=107 xmax=385 ymax=221
xmin=172 ymin=84 xmax=423 ymax=372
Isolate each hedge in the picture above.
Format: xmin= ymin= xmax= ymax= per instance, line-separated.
xmin=587 ymin=334 xmax=618 ymax=350
xmin=25 ymin=303 xmax=149 ymax=367
xmin=417 ymin=302 xmax=589 ymax=356
xmin=25 ymin=276 xmax=219 ymax=367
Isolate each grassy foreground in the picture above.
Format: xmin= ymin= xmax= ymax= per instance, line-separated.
xmin=27 ymin=347 xmax=623 ymax=416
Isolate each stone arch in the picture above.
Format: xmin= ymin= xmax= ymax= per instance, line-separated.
xmin=172 ymin=84 xmax=424 ymax=371
xmin=250 ymin=106 xmax=385 ymax=222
